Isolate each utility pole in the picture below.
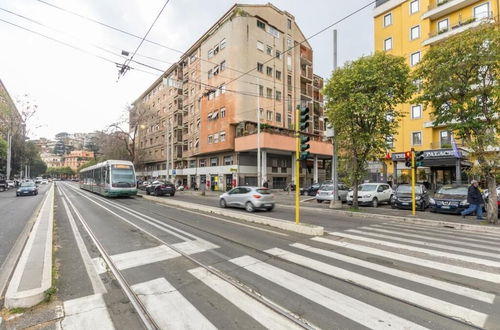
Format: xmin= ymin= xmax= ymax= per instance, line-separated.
xmin=257 ymin=78 xmax=261 ymax=187
xmin=295 ymin=106 xmax=301 ymax=224
xmin=329 ymin=29 xmax=341 ymax=209
xmin=6 ymin=129 xmax=12 ymax=179
xmin=411 ymin=148 xmax=416 ymax=216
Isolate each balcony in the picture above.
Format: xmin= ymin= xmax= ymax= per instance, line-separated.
xmin=422 ymin=0 xmax=478 ymax=20
xmin=300 ymin=65 xmax=313 ymax=82
xmin=300 ymin=83 xmax=313 ymax=99
xmin=423 ymin=14 xmax=494 ymax=46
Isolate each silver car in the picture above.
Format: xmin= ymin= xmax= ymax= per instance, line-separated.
xmin=219 ymin=186 xmax=275 ymax=212
xmin=316 ymin=183 xmax=349 ymax=203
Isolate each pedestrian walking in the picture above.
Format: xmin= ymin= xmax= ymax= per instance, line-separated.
xmin=461 ymin=180 xmax=485 ymax=220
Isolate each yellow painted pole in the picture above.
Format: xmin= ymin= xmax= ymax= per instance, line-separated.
xmin=411 ymin=148 xmax=416 ymax=216
xmin=295 ymin=107 xmax=300 ymax=224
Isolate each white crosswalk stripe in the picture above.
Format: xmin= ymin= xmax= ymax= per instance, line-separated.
xmin=61 ymin=294 xmax=115 ymax=330
xmin=289 ymin=242 xmax=495 ymax=303
xmin=265 ymin=247 xmax=488 ymax=328
xmin=328 ymin=231 xmax=500 ymax=268
xmin=230 ymin=255 xmax=430 ymax=330
xmin=312 ymin=236 xmax=500 ymax=283
xmin=381 ymin=222 xmax=500 ymax=239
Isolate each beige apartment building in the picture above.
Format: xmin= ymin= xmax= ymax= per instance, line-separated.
xmin=132 ymin=3 xmax=332 ymax=191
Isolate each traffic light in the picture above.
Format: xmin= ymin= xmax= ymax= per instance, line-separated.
xmin=299 ymin=107 xmax=310 ymax=130
xmin=300 ymin=135 xmax=310 ymax=160
xmin=415 ymin=151 xmax=424 ymax=168
xmin=404 ymin=151 xmax=412 ymax=167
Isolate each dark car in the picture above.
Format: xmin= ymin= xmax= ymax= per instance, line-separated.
xmin=391 ymin=184 xmax=430 ymax=210
xmin=16 ymin=182 xmax=38 ymax=196
xmin=0 ymin=179 xmax=7 ymax=192
xmin=138 ymin=181 xmax=151 ymax=191
xmin=300 ymin=183 xmax=321 ymax=196
xmin=145 ymin=180 xmax=176 ymax=196
xmin=429 ymin=185 xmax=470 ymax=214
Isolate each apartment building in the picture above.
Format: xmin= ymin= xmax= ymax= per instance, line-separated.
xmin=132 ymin=3 xmax=332 ymax=191
xmin=63 ymin=150 xmax=94 ymax=171
xmin=374 ymin=0 xmax=498 ymax=187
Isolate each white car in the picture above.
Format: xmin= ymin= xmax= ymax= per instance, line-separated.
xmin=41 ymin=179 xmax=48 ymax=184
xmin=347 ymin=183 xmax=393 ymax=207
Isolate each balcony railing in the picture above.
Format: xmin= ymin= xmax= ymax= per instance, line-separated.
xmin=300 ymin=66 xmax=313 ymax=80
xmin=300 ymin=84 xmax=313 ymax=98
xmin=423 ymin=0 xmax=478 ymax=20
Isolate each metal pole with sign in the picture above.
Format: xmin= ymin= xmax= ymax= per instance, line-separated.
xmin=295 ymin=107 xmax=300 ymax=224
xmin=411 ymin=148 xmax=416 ymax=216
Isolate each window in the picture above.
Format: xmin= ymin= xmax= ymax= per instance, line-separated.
xmin=220 ymin=38 xmax=226 ymax=49
xmin=208 ymin=69 xmax=213 ymax=79
xmin=266 ymin=45 xmax=273 ymax=55
xmin=224 ymin=155 xmax=233 ymax=165
xmin=275 ymin=90 xmax=282 ymax=101
xmin=257 ymin=41 xmax=264 ymax=51
xmin=220 ymin=131 xmax=226 ymax=142
xmin=199 ymin=159 xmax=206 ymax=167
xmin=220 ymin=107 xmax=226 ymax=118
xmin=410 ymin=0 xmax=419 ymax=14
xmin=213 ymin=44 xmax=219 ymax=55
xmin=208 ymin=49 xmax=213 ymax=58
xmin=438 ymin=19 xmax=448 ymax=33
xmin=210 ymin=157 xmax=218 ymax=166
xmin=276 ymin=70 xmax=281 ymax=80
xmin=410 ymin=25 xmax=420 ymax=40
xmin=411 ymin=104 xmax=422 ymax=119
xmin=189 ymin=54 xmax=196 ymax=64
xmin=266 ymin=88 xmax=273 ymax=99
xmin=220 ymin=84 xmax=226 ymax=94
xmin=220 ymin=60 xmax=226 ymax=71
xmin=287 ymin=55 xmax=292 ymax=71
xmin=259 ymin=85 xmax=264 ymax=96
xmin=276 ymin=113 xmax=282 ymax=122
xmin=267 ymin=26 xmax=280 ymax=38
xmin=266 ymin=110 xmax=273 ymax=121
xmin=440 ymin=131 xmax=451 ymax=147
xmin=383 ymin=13 xmax=392 ymax=27
xmin=257 ymin=20 xmax=265 ymax=30
xmin=213 ymin=65 xmax=219 ymax=76
xmin=412 ymin=131 xmax=422 ymax=145
xmin=386 ymin=136 xmax=394 ymax=148
xmin=208 ymin=135 xmax=213 ymax=144
xmin=287 ymin=18 xmax=292 ymax=29
xmin=287 ymin=36 xmax=293 ymax=49
xmin=257 ymin=62 xmax=264 ymax=73
xmin=384 ymin=37 xmax=393 ymax=51
xmin=266 ymin=66 xmax=273 ymax=76
xmin=275 ymin=50 xmax=282 ymax=59
xmin=411 ymin=51 xmax=420 ymax=66
xmin=213 ymin=133 xmax=219 ymax=143
xmin=474 ymin=2 xmax=489 ymax=19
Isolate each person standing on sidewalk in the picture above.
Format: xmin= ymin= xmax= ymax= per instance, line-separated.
xmin=461 ymin=180 xmax=485 ymax=220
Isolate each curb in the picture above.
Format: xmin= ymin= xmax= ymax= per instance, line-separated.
xmin=4 ymin=185 xmax=55 ymax=308
xmin=140 ymin=194 xmax=324 ymax=236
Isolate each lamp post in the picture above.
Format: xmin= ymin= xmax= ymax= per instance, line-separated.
xmin=257 ymin=78 xmax=261 ymax=187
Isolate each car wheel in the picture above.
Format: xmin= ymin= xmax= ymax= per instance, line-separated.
xmin=391 ymin=203 xmax=396 ymax=209
xmin=266 ymin=205 xmax=274 ymax=211
xmin=146 ymin=189 xmax=150 ymax=195
xmin=170 ymin=192 xmax=175 ymax=197
xmin=155 ymin=188 xmax=161 ymax=196
xmin=245 ymin=202 xmax=255 ymax=212
xmin=220 ymin=199 xmax=227 ymax=208
xmin=317 ymin=199 xmax=322 ymax=203
xmin=372 ymin=198 xmax=379 ymax=208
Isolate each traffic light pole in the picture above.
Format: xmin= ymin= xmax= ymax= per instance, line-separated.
xmin=411 ymin=148 xmax=416 ymax=216
xmin=295 ymin=107 xmax=300 ymax=224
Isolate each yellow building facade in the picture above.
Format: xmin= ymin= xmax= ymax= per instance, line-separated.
xmin=374 ymin=0 xmax=498 ymax=187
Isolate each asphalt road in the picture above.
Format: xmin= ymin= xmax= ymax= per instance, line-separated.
xmin=40 ymin=181 xmax=500 ymax=329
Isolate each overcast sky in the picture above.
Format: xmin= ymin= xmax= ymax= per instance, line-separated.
xmin=0 ymin=0 xmax=374 ymax=140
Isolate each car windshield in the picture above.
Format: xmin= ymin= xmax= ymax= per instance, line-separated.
xmin=320 ymin=185 xmax=334 ymax=191
xmin=437 ymin=186 xmax=468 ymax=195
xmin=397 ymin=185 xmax=422 ymax=194
xmin=21 ymin=182 xmax=35 ymax=187
xmin=358 ymin=184 xmax=377 ymax=192
xmin=257 ymin=188 xmax=271 ymax=194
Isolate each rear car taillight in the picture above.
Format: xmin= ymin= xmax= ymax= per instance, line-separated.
xmin=252 ymin=194 xmax=262 ymax=199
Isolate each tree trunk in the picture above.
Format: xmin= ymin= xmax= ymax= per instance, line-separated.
xmin=352 ymin=178 xmax=359 ymax=208
xmin=486 ymin=176 xmax=498 ymax=224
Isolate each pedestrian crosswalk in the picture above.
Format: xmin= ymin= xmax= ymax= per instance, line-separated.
xmin=60 ymin=222 xmax=499 ymax=330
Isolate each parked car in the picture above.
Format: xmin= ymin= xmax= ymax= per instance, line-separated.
xmin=391 ymin=184 xmax=430 ymax=210
xmin=0 ymin=179 xmax=7 ymax=192
xmin=16 ymin=182 xmax=38 ymax=196
xmin=316 ymin=183 xmax=349 ymax=203
xmin=35 ymin=176 xmax=43 ymax=184
xmin=300 ymin=183 xmax=321 ymax=196
xmin=138 ymin=181 xmax=151 ymax=191
xmin=347 ymin=183 xmax=393 ymax=207
xmin=6 ymin=180 xmax=15 ymax=188
xmin=219 ymin=186 xmax=275 ymax=212
xmin=429 ymin=185 xmax=470 ymax=214
xmin=41 ymin=179 xmax=48 ymax=184
xmin=145 ymin=180 xmax=176 ymax=196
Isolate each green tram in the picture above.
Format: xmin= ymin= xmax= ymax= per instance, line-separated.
xmin=79 ymin=160 xmax=137 ymax=197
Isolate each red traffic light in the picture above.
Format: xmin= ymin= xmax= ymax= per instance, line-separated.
xmin=404 ymin=151 xmax=412 ymax=160
xmin=385 ymin=152 xmax=391 ymax=160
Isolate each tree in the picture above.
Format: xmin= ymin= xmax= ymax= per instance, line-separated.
xmin=414 ymin=23 xmax=499 ymax=224
xmin=323 ymin=52 xmax=414 ymax=208
xmin=77 ymin=159 xmax=98 ymax=172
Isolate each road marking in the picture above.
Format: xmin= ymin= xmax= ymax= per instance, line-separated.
xmin=381 ymin=221 xmax=500 ymax=239
xmin=230 ymin=255 xmax=429 ymax=330
xmin=61 ymin=294 xmax=114 ymax=330
xmin=110 ymin=245 xmax=180 ymax=270
xmin=329 ymin=231 xmax=500 ymax=268
xmin=312 ymin=237 xmax=500 ymax=283
xmin=290 ymin=243 xmax=495 ymax=303
xmin=131 ymin=277 xmax=216 ymax=330
xmin=347 ymin=227 xmax=500 ymax=255
xmin=266 ymin=247 xmax=488 ymax=328
xmin=92 ymin=257 xmax=107 ymax=275
xmin=61 ymin=197 xmax=107 ymax=294
xmin=188 ymin=267 xmax=303 ymax=330
xmin=172 ymin=239 xmax=219 ymax=255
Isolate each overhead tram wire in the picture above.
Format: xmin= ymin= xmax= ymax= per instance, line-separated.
xmin=0 ymin=18 xmax=158 ymax=76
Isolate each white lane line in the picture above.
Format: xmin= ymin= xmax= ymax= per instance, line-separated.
xmin=329 ymin=231 xmax=500 ymax=268
xmin=61 ymin=294 xmax=114 ymax=330
xmin=373 ymin=223 xmax=500 ymax=246
xmin=230 ymin=255 xmax=429 ymax=330
xmin=110 ymin=245 xmax=180 ymax=270
xmin=346 ymin=228 xmax=500 ymax=257
xmin=381 ymin=222 xmax=500 ymax=239
xmin=92 ymin=257 xmax=107 ymax=275
xmin=61 ymin=197 xmax=107 ymax=294
xmin=312 ymin=237 xmax=500 ymax=283
xmin=290 ymin=243 xmax=495 ymax=304
xmin=188 ymin=267 xmax=303 ymax=330
xmin=266 ymin=247 xmax=488 ymax=328
xmin=131 ymin=277 xmax=216 ymax=330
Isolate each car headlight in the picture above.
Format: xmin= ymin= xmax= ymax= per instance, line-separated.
xmin=415 ymin=196 xmax=421 ymax=201
xmin=460 ymin=199 xmax=468 ymax=206
xmin=429 ymin=198 xmax=435 ymax=204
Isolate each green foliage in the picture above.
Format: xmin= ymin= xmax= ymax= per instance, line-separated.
xmin=77 ymin=159 xmax=98 ymax=172
xmin=46 ymin=166 xmax=75 ymax=178
xmin=413 ymin=23 xmax=499 ymax=223
xmin=323 ymin=51 xmax=414 ymax=206
xmin=0 ymin=135 xmax=7 ymax=160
